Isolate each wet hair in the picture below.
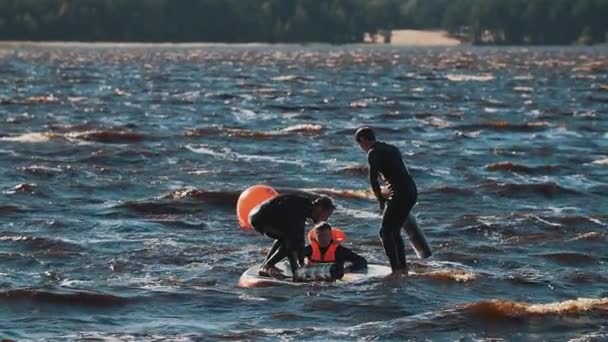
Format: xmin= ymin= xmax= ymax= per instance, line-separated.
xmin=314 ymin=222 xmax=332 ymax=232
xmin=313 ymin=222 xmax=332 ymax=241
xmin=312 ymin=196 xmax=336 ymax=211
xmin=354 ymin=127 xmax=375 ymax=142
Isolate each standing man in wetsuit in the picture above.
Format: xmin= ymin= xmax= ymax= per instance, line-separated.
xmin=355 ymin=127 xmax=418 ymax=275
xmin=249 ymin=194 xmax=336 ymax=279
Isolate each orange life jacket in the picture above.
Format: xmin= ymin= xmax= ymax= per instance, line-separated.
xmin=307 ymin=228 xmax=344 ymax=263
xmin=310 ymin=240 xmax=339 ymax=263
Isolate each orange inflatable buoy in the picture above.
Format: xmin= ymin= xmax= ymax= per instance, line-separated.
xmin=308 ymin=227 xmax=347 ymax=244
xmin=237 ymin=184 xmax=278 ymax=229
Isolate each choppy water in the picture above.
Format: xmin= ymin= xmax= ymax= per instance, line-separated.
xmin=1 ymin=44 xmax=607 ymax=341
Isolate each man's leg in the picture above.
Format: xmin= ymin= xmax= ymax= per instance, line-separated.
xmin=261 ymin=239 xmax=281 ymax=267
xmin=283 ymin=234 xmax=305 ymax=274
xmin=259 ymin=236 xmax=288 ymax=278
xmin=380 ymin=199 xmax=409 ymax=272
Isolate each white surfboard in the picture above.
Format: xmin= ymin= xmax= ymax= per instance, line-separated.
xmin=238 ymin=261 xmax=392 ymax=287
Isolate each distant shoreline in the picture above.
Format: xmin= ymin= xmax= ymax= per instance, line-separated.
xmin=2 ymin=29 xmax=605 ymax=48
xmin=0 ymin=30 xmax=460 ymax=48
xmin=0 ymin=41 xmax=276 ymax=48
xmin=365 ymin=30 xmax=462 ymax=46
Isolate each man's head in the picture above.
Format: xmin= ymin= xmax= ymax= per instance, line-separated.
xmin=311 ymin=196 xmax=335 ymax=223
xmin=354 ymin=126 xmax=376 ymax=152
xmin=312 ymin=222 xmax=333 ymax=248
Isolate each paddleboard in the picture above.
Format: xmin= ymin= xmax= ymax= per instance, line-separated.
xmin=238 ymin=261 xmax=392 ymax=287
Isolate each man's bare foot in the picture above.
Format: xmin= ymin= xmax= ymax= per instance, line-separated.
xmin=258 ymin=266 xmax=286 ymax=279
xmin=387 ymin=268 xmax=408 ymax=280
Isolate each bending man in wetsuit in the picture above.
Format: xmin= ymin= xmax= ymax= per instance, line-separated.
xmin=304 ymin=222 xmax=367 ymax=272
xmin=249 ymin=194 xmax=336 ymax=279
xmin=355 ymin=127 xmax=418 ymax=275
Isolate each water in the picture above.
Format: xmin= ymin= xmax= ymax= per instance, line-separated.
xmin=1 ymin=44 xmax=607 ymax=341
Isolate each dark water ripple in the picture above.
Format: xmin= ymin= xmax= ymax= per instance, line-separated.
xmin=0 ymin=44 xmax=607 ymax=341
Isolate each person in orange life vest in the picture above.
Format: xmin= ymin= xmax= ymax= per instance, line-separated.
xmin=303 ymin=222 xmax=367 ymax=272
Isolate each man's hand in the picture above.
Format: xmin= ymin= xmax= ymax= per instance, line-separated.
xmin=267 ymin=266 xmax=287 ymax=279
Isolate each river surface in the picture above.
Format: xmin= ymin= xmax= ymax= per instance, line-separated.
xmin=0 ymin=44 xmax=607 ymax=341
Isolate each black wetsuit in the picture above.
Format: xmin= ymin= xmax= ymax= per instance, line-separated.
xmin=368 ymin=141 xmax=418 ymax=271
xmin=303 ymin=244 xmax=368 ymax=272
xmin=249 ymin=194 xmax=313 ymax=273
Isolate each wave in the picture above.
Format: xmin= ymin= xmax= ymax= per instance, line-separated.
xmin=0 ymin=132 xmax=59 ymax=143
xmin=566 ymin=271 xmax=608 ymax=284
xmin=3 ymin=183 xmax=41 ymax=196
xmin=480 ymin=181 xmax=577 ymax=197
xmin=594 ymin=83 xmax=608 ymax=92
xmin=121 ymin=200 xmax=206 ymax=214
xmin=415 ymin=115 xmax=452 ymax=128
xmin=0 ymin=205 xmax=24 ymax=215
xmin=147 ymin=216 xmax=207 ymax=230
xmin=573 ymin=60 xmax=608 ymax=73
xmin=298 ymin=188 xmax=377 ymax=200
xmin=207 ymin=92 xmax=237 ymax=100
xmin=267 ymin=103 xmax=335 ymax=112
xmin=587 ymin=96 xmax=608 ymax=104
xmin=0 ymin=129 xmax=144 ymax=144
xmin=512 ymin=75 xmax=535 ymax=81
xmin=434 ymin=252 xmax=480 ymax=265
xmin=336 ymin=297 xmax=608 ymax=338
xmin=591 ymin=158 xmax=608 ymax=166
xmin=505 ymin=267 xmax=550 ymax=285
xmin=555 ymin=215 xmax=606 ymax=226
xmin=0 ymin=252 xmax=41 ymax=266
xmin=394 ymin=72 xmax=444 ymax=81
xmin=568 ymin=232 xmax=607 ymax=241
xmin=335 ymin=165 xmax=368 ymax=176
xmin=446 ymin=74 xmax=494 ymax=82
xmin=426 ymin=186 xmax=475 ymax=196
xmin=17 ymin=165 xmax=63 ymax=176
xmin=185 ymin=126 xmax=275 ymax=139
xmin=161 ymin=188 xmax=240 ymax=205
xmin=67 ymin=96 xmax=88 ymax=103
xmin=0 ymin=95 xmax=61 ymax=105
xmin=485 ymin=161 xmax=560 ymax=174
xmin=535 ymin=252 xmax=598 ymax=265
xmin=65 ymin=130 xmax=145 ymax=143
xmin=416 ymin=270 xmax=478 ymax=283
xmin=0 ymin=289 xmax=130 ymax=307
xmin=322 ymin=296 xmax=608 ymax=339
xmin=271 ymin=74 xmax=313 ymax=82
xmin=463 ymin=297 xmax=608 ymax=319
xmin=570 ymin=330 xmax=608 ymax=342
xmin=456 ymin=121 xmax=550 ymax=132
xmin=504 ymin=233 xmax=552 ymax=244
xmin=280 ymin=124 xmax=323 ymax=134
xmin=185 ymin=144 xmax=304 ymax=165
xmin=513 ymin=86 xmax=533 ymax=93
xmin=480 ymin=98 xmax=510 ymax=108
xmin=0 ymin=234 xmax=83 ymax=253
xmin=185 ymin=124 xmax=324 ymax=138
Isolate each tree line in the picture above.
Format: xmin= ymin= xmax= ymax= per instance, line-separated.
xmin=1 ymin=0 xmax=607 ymax=45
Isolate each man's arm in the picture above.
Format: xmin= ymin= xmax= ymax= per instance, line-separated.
xmin=368 ymin=151 xmax=385 ymax=210
xmin=337 ymin=246 xmax=367 ymax=272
